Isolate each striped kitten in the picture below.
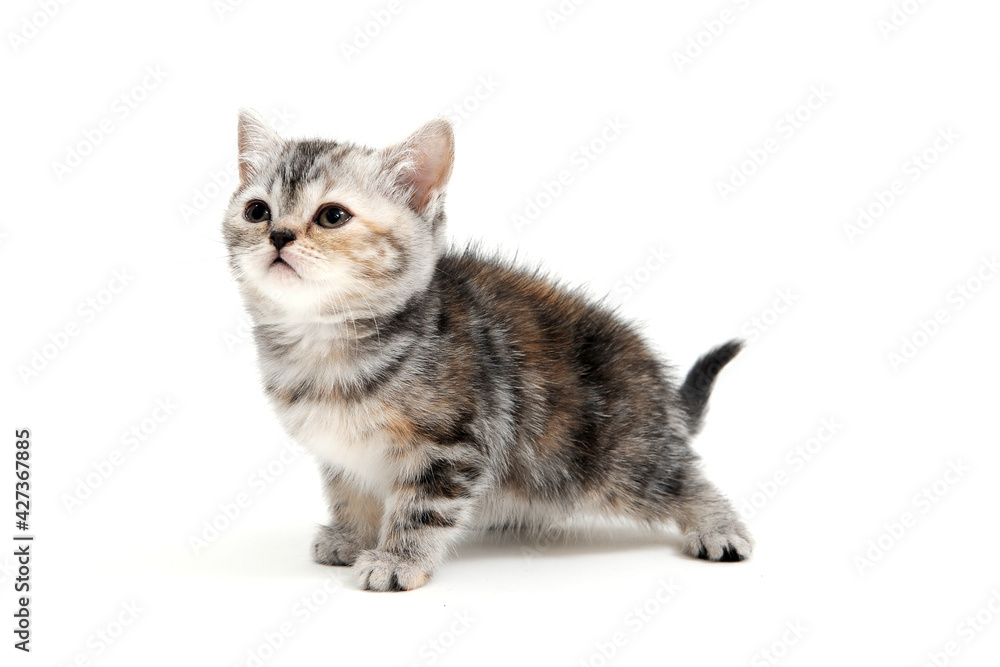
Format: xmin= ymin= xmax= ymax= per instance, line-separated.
xmin=223 ymin=109 xmax=753 ymax=591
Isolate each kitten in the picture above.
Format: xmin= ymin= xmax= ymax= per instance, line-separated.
xmin=223 ymin=109 xmax=753 ymax=591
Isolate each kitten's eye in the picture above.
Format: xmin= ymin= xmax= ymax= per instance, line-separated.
xmin=315 ymin=204 xmax=353 ymax=229
xmin=244 ymin=200 xmax=271 ymax=223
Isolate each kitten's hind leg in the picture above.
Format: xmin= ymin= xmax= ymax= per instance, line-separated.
xmin=672 ymin=474 xmax=753 ymax=562
xmin=312 ymin=468 xmax=382 ymax=567
xmin=619 ymin=447 xmax=753 ymax=562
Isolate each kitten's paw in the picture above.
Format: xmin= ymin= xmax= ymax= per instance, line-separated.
xmin=311 ymin=525 xmax=360 ymax=566
xmin=354 ymin=550 xmax=431 ymax=592
xmin=683 ymin=525 xmax=754 ymax=562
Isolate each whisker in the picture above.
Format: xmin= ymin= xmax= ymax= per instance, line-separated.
xmin=361 ymin=295 xmax=381 ymax=350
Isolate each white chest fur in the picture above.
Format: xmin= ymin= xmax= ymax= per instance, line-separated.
xmin=257 ymin=322 xmax=413 ymax=494
xmin=277 ymin=397 xmax=399 ymax=494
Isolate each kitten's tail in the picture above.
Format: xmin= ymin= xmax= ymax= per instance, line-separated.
xmin=679 ymin=339 xmax=744 ymax=435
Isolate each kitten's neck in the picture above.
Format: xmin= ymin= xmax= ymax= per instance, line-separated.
xmin=249 ymin=282 xmax=439 ymax=379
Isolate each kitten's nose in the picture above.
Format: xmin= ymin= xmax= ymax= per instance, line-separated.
xmin=270 ymin=229 xmax=296 ymax=250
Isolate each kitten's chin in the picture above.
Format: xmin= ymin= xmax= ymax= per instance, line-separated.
xmin=240 ymin=260 xmax=310 ymax=308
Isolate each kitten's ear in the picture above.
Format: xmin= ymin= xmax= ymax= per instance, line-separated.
xmin=237 ymin=108 xmax=282 ymax=185
xmin=382 ymin=118 xmax=455 ymax=215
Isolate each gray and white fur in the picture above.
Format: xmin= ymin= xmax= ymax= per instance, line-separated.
xmin=222 ymin=109 xmax=753 ymax=591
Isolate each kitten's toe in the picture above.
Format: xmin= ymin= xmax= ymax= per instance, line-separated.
xmin=683 ymin=526 xmax=753 ymax=562
xmin=311 ymin=525 xmax=359 ymax=566
xmin=354 ymin=550 xmax=431 ymax=592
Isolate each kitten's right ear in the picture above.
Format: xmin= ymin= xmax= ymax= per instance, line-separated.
xmin=237 ymin=108 xmax=282 ymax=185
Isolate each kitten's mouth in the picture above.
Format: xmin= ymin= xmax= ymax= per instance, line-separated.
xmin=269 ymin=255 xmax=300 ymax=278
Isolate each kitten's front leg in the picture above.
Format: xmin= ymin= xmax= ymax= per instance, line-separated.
xmin=355 ymin=457 xmax=484 ymax=592
xmin=312 ymin=468 xmax=382 ymax=567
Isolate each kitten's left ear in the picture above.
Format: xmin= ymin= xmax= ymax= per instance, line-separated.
xmin=382 ymin=118 xmax=455 ymax=216
xmin=237 ymin=108 xmax=282 ymax=185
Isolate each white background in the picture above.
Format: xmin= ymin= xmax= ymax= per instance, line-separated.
xmin=3 ymin=0 xmax=1000 ymax=665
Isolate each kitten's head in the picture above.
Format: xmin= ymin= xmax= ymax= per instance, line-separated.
xmin=223 ymin=109 xmax=454 ymax=319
